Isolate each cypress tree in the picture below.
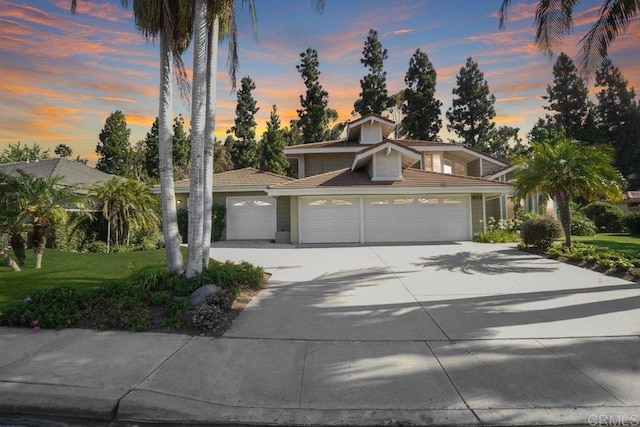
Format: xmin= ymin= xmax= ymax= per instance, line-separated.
xmin=229 ymin=76 xmax=259 ymax=168
xmin=297 ymin=47 xmax=331 ymax=143
xmin=260 ymin=105 xmax=290 ymax=176
xmin=446 ymin=57 xmax=496 ymax=152
xmin=354 ymin=29 xmax=389 ymax=116
xmin=96 ymin=110 xmax=133 ymax=177
xmin=401 ymin=49 xmax=442 ymax=140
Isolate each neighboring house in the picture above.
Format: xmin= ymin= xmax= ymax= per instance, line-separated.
xmin=272 ymin=114 xmax=513 ymax=244
xmin=620 ymin=190 xmax=640 ymax=211
xmin=0 ymin=158 xmax=113 ymax=193
xmin=169 ymin=115 xmax=515 ymax=244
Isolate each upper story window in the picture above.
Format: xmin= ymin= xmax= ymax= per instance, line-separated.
xmin=443 ymin=159 xmax=453 ymax=174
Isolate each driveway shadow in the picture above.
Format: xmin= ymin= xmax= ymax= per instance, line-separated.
xmin=413 ymin=249 xmax=558 ymax=275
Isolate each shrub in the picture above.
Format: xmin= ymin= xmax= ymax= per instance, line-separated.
xmin=473 ymin=231 xmax=518 ymax=243
xmin=0 ymin=288 xmax=85 ymax=329
xmin=582 ymin=202 xmax=625 ymax=233
xmin=178 ymin=204 xmax=226 ymax=243
xmin=86 ymin=241 xmax=109 ymax=253
xmin=191 ymin=289 xmax=235 ymax=329
xmin=570 ymin=212 xmax=597 ymax=236
xmin=520 ymin=216 xmax=563 ymax=249
xmin=623 ymin=211 xmax=640 ymax=236
xmin=207 ymin=260 xmax=264 ymax=290
xmin=485 ymin=216 xmax=522 ymax=233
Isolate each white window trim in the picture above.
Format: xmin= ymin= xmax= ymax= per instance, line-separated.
xmin=371 ymin=151 xmax=404 ymax=181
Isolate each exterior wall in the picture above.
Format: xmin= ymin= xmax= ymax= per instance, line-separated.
xmin=486 ymin=197 xmax=501 ymax=220
xmin=480 ymin=159 xmax=503 ymax=176
xmin=277 ymin=196 xmax=291 ymax=232
xmin=305 ymin=153 xmax=354 ymax=177
xmin=213 ymin=191 xmax=268 ymax=240
xmin=175 ymin=193 xmax=189 ymax=207
xmin=359 ymin=121 xmax=383 ymax=144
xmin=443 ymin=152 xmax=468 ymax=174
xmin=290 ymin=196 xmax=299 ymax=243
xmin=467 ymin=159 xmax=480 ymax=177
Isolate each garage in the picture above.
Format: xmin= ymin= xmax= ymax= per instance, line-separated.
xmin=364 ymin=195 xmax=470 ymax=243
xmin=299 ymin=196 xmax=360 ymax=243
xmin=226 ymin=196 xmax=276 ymax=240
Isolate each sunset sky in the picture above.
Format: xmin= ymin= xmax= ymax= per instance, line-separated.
xmin=0 ymin=0 xmax=638 ymax=163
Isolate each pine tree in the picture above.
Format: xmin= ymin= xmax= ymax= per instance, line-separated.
xmin=96 ymin=110 xmax=133 ymax=177
xmin=543 ymin=52 xmax=591 ymax=141
xmin=229 ymin=76 xmax=260 ymax=168
xmin=446 ymin=57 xmax=496 ymax=152
xmin=172 ymin=114 xmax=190 ymax=179
xmin=297 ymin=47 xmax=332 ymax=143
xmin=143 ymin=118 xmax=160 ymax=180
xmin=354 ymin=29 xmax=388 ymax=116
xmin=400 ymin=49 xmax=442 ymax=140
xmin=54 ymin=144 xmax=73 ymax=158
xmin=595 ymin=58 xmax=640 ymax=187
xmin=260 ymin=105 xmax=290 ymax=176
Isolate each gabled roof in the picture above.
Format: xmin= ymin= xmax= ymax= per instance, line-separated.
xmin=268 ymin=168 xmax=512 ymax=196
xmin=0 ymin=158 xmax=113 ymax=187
xmin=347 ymin=113 xmax=396 ymax=141
xmin=351 ymin=140 xmax=421 ymax=171
xmin=172 ymin=168 xmax=295 ymax=193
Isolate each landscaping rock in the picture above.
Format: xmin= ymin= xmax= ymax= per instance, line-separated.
xmin=189 ymin=285 xmax=220 ymax=307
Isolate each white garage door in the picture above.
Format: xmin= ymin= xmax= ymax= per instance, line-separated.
xmin=299 ymin=196 xmax=360 ymax=243
xmin=226 ymin=196 xmax=276 ymax=240
xmin=364 ymin=196 xmax=470 ymax=243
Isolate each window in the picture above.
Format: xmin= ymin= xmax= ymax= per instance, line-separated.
xmin=232 ymin=201 xmax=249 ymax=207
xmin=370 ymin=199 xmax=390 ymax=205
xmin=418 ymin=198 xmax=438 ymax=204
xmin=332 ymin=199 xmax=353 ymax=206
xmin=393 ymin=198 xmax=414 ymax=205
xmin=423 ymin=154 xmax=433 ymax=172
xmin=308 ymin=199 xmax=328 ymax=206
xmin=254 ymin=200 xmax=272 ymax=207
xmin=443 ymin=159 xmax=453 ymax=174
xmin=443 ymin=198 xmax=462 ymax=204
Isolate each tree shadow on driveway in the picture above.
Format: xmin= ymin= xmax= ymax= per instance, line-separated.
xmin=413 ymin=248 xmax=558 ymax=275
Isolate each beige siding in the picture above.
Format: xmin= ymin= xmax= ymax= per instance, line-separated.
xmin=480 ymin=159 xmax=503 ymax=176
xmin=486 ymin=198 xmax=501 ymax=220
xmin=305 ymin=153 xmax=354 ymax=176
xmin=290 ymin=196 xmax=299 ymax=243
xmin=443 ymin=152 xmax=468 ymax=171
xmin=467 ymin=159 xmax=480 ymax=177
xmin=471 ymin=196 xmax=484 ymax=234
xmin=277 ymin=196 xmax=290 ymax=232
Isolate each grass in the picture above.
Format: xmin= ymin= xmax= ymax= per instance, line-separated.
xmin=572 ymin=234 xmax=640 ymax=257
xmin=0 ymin=248 xmax=186 ymax=309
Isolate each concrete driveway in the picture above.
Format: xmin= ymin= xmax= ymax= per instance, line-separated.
xmin=211 ymin=241 xmax=640 ymax=340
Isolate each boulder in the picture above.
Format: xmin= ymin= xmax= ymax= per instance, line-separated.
xmin=189 ymin=284 xmax=220 ymax=307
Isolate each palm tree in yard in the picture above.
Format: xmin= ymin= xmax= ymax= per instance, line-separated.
xmin=513 ymin=131 xmax=624 ymax=247
xmin=6 ymin=172 xmax=85 ymax=269
xmin=499 ymin=0 xmax=639 ymax=74
xmin=72 ymin=0 xmax=191 ymax=273
xmin=90 ymin=178 xmax=160 ymax=252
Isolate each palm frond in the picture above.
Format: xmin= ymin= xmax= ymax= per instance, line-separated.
xmin=534 ymin=0 xmax=581 ymax=57
xmin=498 ymin=0 xmax=513 ymax=29
xmin=578 ymin=0 xmax=640 ymax=75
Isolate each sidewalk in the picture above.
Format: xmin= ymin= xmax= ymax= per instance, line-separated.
xmin=1 ymin=327 xmax=639 ymax=426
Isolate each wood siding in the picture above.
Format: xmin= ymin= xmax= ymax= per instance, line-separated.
xmin=305 ymin=153 xmax=354 ymax=177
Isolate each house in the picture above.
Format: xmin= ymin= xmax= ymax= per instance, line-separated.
xmin=168 ymin=115 xmax=515 ymax=244
xmin=620 ymin=190 xmax=640 ymax=211
xmin=270 ymin=114 xmax=514 ymax=244
xmin=0 ymin=158 xmax=113 ymax=192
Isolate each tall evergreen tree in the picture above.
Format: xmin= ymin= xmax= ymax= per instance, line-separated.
xmin=400 ymin=49 xmax=442 ymax=140
xmin=595 ymin=58 xmax=640 ymax=188
xmin=354 ymin=29 xmax=389 ymax=116
xmin=54 ymin=144 xmax=73 ymax=158
xmin=96 ymin=110 xmax=133 ymax=177
xmin=297 ymin=47 xmax=332 ymax=143
xmin=143 ymin=118 xmax=160 ymax=180
xmin=228 ymin=76 xmax=259 ymax=168
xmin=172 ymin=114 xmax=190 ymax=179
xmin=446 ymin=57 xmax=496 ymax=152
xmin=543 ymin=52 xmax=591 ymax=141
xmin=260 ymin=105 xmax=290 ymax=176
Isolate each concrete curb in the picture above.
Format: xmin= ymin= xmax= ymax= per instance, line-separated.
xmin=115 ymin=390 xmax=481 ymax=426
xmin=0 ymin=382 xmax=125 ymax=421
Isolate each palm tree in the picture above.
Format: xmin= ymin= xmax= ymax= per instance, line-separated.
xmin=90 ymin=178 xmax=160 ymax=252
xmin=499 ymin=0 xmax=638 ymax=74
xmin=8 ymin=172 xmax=85 ymax=269
xmin=513 ymin=131 xmax=624 ymax=247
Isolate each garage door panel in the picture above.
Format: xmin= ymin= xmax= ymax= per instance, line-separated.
xmin=364 ymin=196 xmax=469 ymax=243
xmin=300 ymin=196 xmax=360 ymax=243
xmin=226 ymin=197 xmax=276 ymax=240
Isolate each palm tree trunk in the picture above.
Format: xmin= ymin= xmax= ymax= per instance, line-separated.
xmin=158 ymin=35 xmax=184 ymax=274
xmin=556 ymin=193 xmax=572 ymax=248
xmin=0 ymin=247 xmax=21 ymax=272
xmin=201 ymin=16 xmax=219 ymax=270
xmin=186 ymin=0 xmax=208 ymax=278
xmin=33 ymin=224 xmax=46 ymax=269
xmin=107 ymin=219 xmax=111 ymax=253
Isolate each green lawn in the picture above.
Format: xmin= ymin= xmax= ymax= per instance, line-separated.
xmin=573 ymin=234 xmax=640 ymax=257
xmin=0 ymin=249 xmax=181 ymax=309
